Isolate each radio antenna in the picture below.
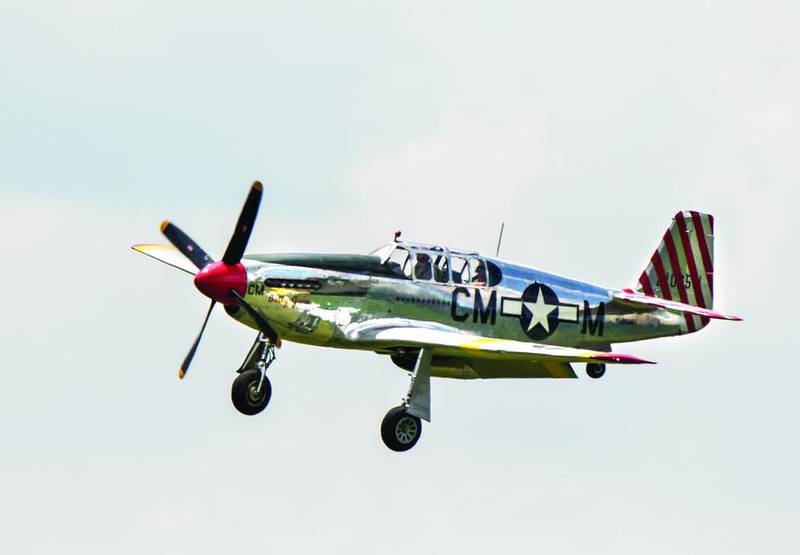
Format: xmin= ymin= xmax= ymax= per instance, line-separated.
xmin=495 ymin=222 xmax=505 ymax=257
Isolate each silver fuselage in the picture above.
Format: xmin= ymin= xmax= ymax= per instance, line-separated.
xmin=231 ymin=253 xmax=690 ymax=353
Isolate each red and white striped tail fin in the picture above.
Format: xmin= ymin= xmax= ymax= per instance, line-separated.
xmin=636 ymin=211 xmax=714 ymax=334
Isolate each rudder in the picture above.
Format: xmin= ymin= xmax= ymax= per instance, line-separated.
xmin=636 ymin=211 xmax=714 ymax=333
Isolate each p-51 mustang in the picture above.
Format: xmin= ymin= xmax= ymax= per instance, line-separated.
xmin=133 ymin=182 xmax=741 ymax=452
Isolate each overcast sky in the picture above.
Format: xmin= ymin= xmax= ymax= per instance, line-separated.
xmin=1 ymin=1 xmax=797 ymax=553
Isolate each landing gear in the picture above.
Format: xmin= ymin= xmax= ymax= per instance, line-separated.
xmin=586 ymin=363 xmax=606 ymax=379
xmin=232 ymin=370 xmax=272 ymax=415
xmin=390 ymin=350 xmax=419 ymax=371
xmin=381 ymin=406 xmax=422 ymax=451
xmin=232 ymin=333 xmax=276 ymax=415
xmin=380 ymin=348 xmax=432 ymax=452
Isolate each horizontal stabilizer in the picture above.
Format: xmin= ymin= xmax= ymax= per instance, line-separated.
xmin=614 ymin=290 xmax=742 ymax=321
xmin=131 ymin=244 xmax=197 ymax=275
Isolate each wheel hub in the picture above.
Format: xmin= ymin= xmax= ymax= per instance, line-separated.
xmin=395 ymin=416 xmax=419 ymax=444
xmin=247 ymin=382 xmax=266 ymax=405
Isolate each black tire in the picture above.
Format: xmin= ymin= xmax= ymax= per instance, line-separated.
xmin=586 ymin=363 xmax=606 ymax=379
xmin=231 ymin=369 xmax=272 ymax=415
xmin=380 ymin=405 xmax=422 ymax=452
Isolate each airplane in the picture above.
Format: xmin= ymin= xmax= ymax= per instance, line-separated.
xmin=133 ymin=181 xmax=742 ymax=452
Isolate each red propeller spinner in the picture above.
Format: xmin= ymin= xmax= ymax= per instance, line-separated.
xmin=193 ymin=262 xmax=246 ymax=305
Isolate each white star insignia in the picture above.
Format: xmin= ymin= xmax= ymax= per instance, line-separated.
xmin=523 ymin=292 xmax=557 ymax=333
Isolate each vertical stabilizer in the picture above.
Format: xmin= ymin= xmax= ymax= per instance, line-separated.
xmin=636 ymin=211 xmax=714 ymax=333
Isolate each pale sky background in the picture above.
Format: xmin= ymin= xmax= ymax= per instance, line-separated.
xmin=1 ymin=1 xmax=797 ymax=553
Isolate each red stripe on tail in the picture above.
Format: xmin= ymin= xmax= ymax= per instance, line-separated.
xmin=675 ymin=212 xmax=709 ymax=327
xmin=651 ymin=252 xmax=673 ymax=301
xmin=690 ymin=211 xmax=713 ymax=297
xmin=662 ymin=228 xmax=695 ymax=332
xmin=639 ymin=272 xmax=655 ymax=297
xmin=674 ymin=213 xmax=708 ymax=308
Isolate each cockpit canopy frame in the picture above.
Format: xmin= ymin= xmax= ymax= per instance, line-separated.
xmin=375 ymin=241 xmax=502 ymax=287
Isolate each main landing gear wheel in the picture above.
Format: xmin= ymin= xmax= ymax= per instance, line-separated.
xmin=231 ymin=369 xmax=272 ymax=415
xmin=381 ymin=406 xmax=422 ymax=452
xmin=586 ymin=363 xmax=606 ymax=379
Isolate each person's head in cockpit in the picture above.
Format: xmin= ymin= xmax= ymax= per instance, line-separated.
xmin=473 ymin=261 xmax=487 ymax=285
xmin=415 ymin=254 xmax=432 ymax=280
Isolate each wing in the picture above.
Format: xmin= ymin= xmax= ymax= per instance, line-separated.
xmin=345 ymin=319 xmax=653 ymax=379
xmin=131 ymin=243 xmax=197 ymax=275
xmin=613 ymin=290 xmax=742 ymax=321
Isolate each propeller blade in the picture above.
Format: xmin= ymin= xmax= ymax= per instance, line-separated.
xmin=160 ymin=220 xmax=214 ymax=270
xmin=229 ymin=289 xmax=279 ymax=344
xmin=222 ymin=181 xmax=263 ymax=265
xmin=179 ymin=300 xmax=216 ymax=379
xmin=131 ymin=244 xmax=197 ymax=276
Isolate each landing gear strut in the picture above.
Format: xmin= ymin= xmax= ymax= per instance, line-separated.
xmin=586 ymin=363 xmax=606 ymax=379
xmin=232 ymin=333 xmax=276 ymax=415
xmin=380 ymin=348 xmax=431 ymax=452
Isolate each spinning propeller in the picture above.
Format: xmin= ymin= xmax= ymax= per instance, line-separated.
xmin=160 ymin=181 xmax=274 ymax=379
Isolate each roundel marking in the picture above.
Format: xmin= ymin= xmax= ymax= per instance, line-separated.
xmin=519 ymin=283 xmax=561 ymax=340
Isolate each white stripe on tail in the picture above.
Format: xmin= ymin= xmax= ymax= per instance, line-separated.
xmin=636 ymin=211 xmax=714 ymax=334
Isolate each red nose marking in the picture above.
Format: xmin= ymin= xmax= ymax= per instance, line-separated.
xmin=194 ymin=262 xmax=246 ymax=304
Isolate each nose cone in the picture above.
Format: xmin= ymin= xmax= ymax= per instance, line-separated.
xmin=194 ymin=262 xmax=247 ymax=304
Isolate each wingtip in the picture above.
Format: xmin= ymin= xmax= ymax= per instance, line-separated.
xmin=160 ymin=220 xmax=170 ymax=233
xmin=178 ymin=368 xmax=186 ymax=380
xmin=252 ymin=181 xmax=263 ymax=192
xmin=593 ymin=352 xmax=656 ymax=365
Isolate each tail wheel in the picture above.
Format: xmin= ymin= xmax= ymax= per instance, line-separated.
xmin=586 ymin=363 xmax=606 ymax=379
xmin=380 ymin=406 xmax=422 ymax=452
xmin=232 ymin=369 xmax=272 ymax=415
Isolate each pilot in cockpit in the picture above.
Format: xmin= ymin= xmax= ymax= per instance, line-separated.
xmin=472 ymin=261 xmax=487 ymax=285
xmin=414 ymin=254 xmax=433 ymax=280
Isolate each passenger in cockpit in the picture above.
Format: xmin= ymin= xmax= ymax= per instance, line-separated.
xmin=415 ymin=254 xmax=432 ymax=280
xmin=472 ymin=261 xmax=487 ymax=285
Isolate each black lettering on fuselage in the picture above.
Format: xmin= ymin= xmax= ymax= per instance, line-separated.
xmin=473 ymin=289 xmax=497 ymax=324
xmin=451 ymin=287 xmax=471 ymax=322
xmin=581 ymin=301 xmax=605 ymax=336
xmin=247 ymin=282 xmax=265 ymax=296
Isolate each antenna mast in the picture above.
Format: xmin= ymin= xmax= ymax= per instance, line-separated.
xmin=495 ymin=222 xmax=505 ymax=257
